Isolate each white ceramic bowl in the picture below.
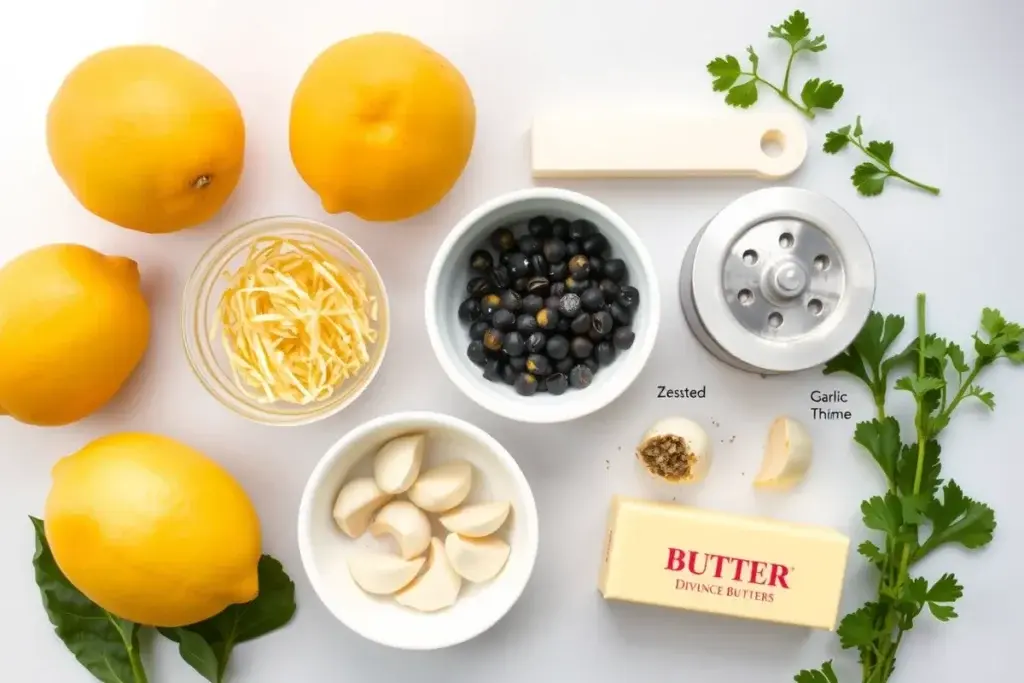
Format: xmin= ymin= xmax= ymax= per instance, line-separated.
xmin=297 ymin=411 xmax=539 ymax=650
xmin=425 ymin=188 xmax=660 ymax=423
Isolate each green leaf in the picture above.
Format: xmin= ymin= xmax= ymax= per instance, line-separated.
xmin=160 ymin=555 xmax=296 ymax=683
xmin=746 ymin=46 xmax=759 ymax=73
xmin=707 ymin=55 xmax=742 ymax=91
xmin=905 ymin=576 xmax=929 ymax=605
xmin=900 ymin=493 xmax=931 ymax=524
xmin=928 ymin=602 xmax=958 ymax=621
xmin=854 ymin=417 xmax=902 ymax=483
xmin=30 ymin=517 xmax=147 ymax=683
xmin=822 ymin=348 xmax=871 ymax=387
xmin=853 ymin=115 xmax=864 ymax=137
xmin=896 ymin=441 xmax=942 ymax=497
xmin=725 ymin=79 xmax=759 ymax=108
xmin=822 ymin=128 xmax=851 ymax=154
xmin=769 ymin=10 xmax=812 ymax=46
xmin=794 ymin=661 xmax=839 ymax=683
xmin=862 ymin=494 xmax=902 ymax=536
xmin=866 ymin=140 xmax=895 ymax=165
xmin=837 ymin=603 xmax=880 ymax=649
xmin=917 ymin=481 xmax=996 ymax=559
xmin=852 ymin=311 xmax=906 ymax=372
xmin=981 ymin=308 xmax=1006 ymax=337
xmin=172 ymin=629 xmax=220 ymax=683
xmin=800 ymin=78 xmax=844 ymax=110
xmin=852 ymin=162 xmax=888 ymax=196
xmin=799 ymin=35 xmax=828 ymax=53
xmin=857 ymin=540 xmax=887 ymax=568
xmin=946 ymin=343 xmax=969 ymax=374
xmin=966 ymin=385 xmax=996 ymax=410
xmin=894 ymin=374 xmax=946 ymax=399
xmin=927 ymin=573 xmax=964 ymax=603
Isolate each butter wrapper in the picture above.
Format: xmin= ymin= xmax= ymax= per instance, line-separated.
xmin=599 ymin=496 xmax=850 ymax=630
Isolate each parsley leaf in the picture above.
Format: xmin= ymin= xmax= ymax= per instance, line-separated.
xmin=825 ymin=117 xmax=940 ymax=197
xmin=857 ymin=540 xmax=887 ymax=568
xmin=866 ymin=140 xmax=894 ymax=164
xmin=794 ymin=661 xmax=839 ymax=683
xmin=725 ymin=80 xmax=759 ymax=108
xmin=769 ymin=9 xmax=811 ymax=45
xmin=854 ymin=418 xmax=902 ymax=484
xmin=823 ymin=126 xmax=851 ymax=154
xmin=894 ymin=374 xmax=945 ymax=400
xmin=837 ymin=604 xmax=881 ymax=650
xmin=852 ymin=162 xmax=888 ymax=197
xmin=916 ymin=481 xmax=996 ymax=560
xmin=862 ymin=494 xmax=902 ymax=536
xmin=707 ymin=55 xmax=742 ymax=91
xmin=896 ymin=441 xmax=942 ymax=497
xmin=800 ymin=78 xmax=844 ymax=110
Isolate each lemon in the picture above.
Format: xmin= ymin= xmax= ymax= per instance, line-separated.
xmin=0 ymin=244 xmax=150 ymax=426
xmin=44 ymin=432 xmax=262 ymax=627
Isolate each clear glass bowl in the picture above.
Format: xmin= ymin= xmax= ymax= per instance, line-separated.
xmin=182 ymin=216 xmax=389 ymax=426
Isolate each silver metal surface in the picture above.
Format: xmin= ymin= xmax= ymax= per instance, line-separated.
xmin=679 ymin=188 xmax=876 ymax=374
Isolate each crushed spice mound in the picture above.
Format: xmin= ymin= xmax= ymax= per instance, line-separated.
xmin=636 ymin=434 xmax=695 ymax=482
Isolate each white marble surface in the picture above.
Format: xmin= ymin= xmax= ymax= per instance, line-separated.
xmin=1 ymin=0 xmax=1020 ymax=680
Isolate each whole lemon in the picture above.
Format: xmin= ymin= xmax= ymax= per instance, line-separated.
xmin=0 ymin=244 xmax=150 ymax=426
xmin=47 ymin=46 xmax=245 ymax=233
xmin=44 ymin=432 xmax=262 ymax=627
xmin=290 ymin=33 xmax=476 ymax=221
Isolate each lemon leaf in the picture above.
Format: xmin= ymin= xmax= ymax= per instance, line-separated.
xmin=31 ymin=516 xmax=149 ymax=683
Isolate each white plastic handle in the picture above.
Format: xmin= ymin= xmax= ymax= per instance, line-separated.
xmin=531 ymin=111 xmax=807 ymax=180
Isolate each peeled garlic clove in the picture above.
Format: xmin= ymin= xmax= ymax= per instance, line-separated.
xmin=407 ymin=461 xmax=472 ymax=513
xmin=755 ymin=417 xmax=813 ymax=489
xmin=439 ymin=501 xmax=511 ymax=538
xmin=373 ymin=433 xmax=426 ymax=494
xmin=333 ymin=478 xmax=391 ymax=538
xmin=636 ymin=417 xmax=712 ymax=484
xmin=395 ymin=537 xmax=461 ymax=612
xmin=445 ymin=533 xmax=511 ymax=583
xmin=347 ymin=551 xmax=426 ymax=595
xmin=369 ymin=501 xmax=432 ymax=559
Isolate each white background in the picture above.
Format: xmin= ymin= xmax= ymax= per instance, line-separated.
xmin=1 ymin=0 xmax=1020 ymax=680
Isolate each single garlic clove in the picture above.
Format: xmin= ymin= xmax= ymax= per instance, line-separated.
xmin=369 ymin=500 xmax=432 ymax=559
xmin=439 ymin=501 xmax=511 ymax=538
xmin=407 ymin=461 xmax=473 ymax=513
xmin=347 ymin=551 xmax=426 ymax=595
xmin=333 ymin=478 xmax=392 ymax=538
xmin=395 ymin=537 xmax=462 ymax=612
xmin=444 ymin=533 xmax=511 ymax=583
xmin=373 ymin=433 xmax=426 ymax=494
xmin=636 ymin=417 xmax=712 ymax=484
xmin=755 ymin=416 xmax=813 ymax=489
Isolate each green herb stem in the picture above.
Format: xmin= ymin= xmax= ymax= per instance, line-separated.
xmin=781 ymin=48 xmax=797 ymax=97
xmin=741 ymin=72 xmax=815 ymax=118
xmin=850 ymin=137 xmax=940 ymax=196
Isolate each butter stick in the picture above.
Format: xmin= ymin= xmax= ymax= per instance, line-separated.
xmin=598 ymin=496 xmax=850 ymax=630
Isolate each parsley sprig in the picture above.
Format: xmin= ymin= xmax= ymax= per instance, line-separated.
xmin=796 ymin=295 xmax=1022 ymax=683
xmin=824 ymin=116 xmax=940 ymax=197
xmin=707 ymin=10 xmax=843 ymax=119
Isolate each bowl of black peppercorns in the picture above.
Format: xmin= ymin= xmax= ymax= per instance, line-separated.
xmin=426 ymin=188 xmax=660 ymax=423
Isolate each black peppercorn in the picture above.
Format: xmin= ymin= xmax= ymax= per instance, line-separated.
xmin=501 ymin=363 xmax=517 ymax=385
xmin=582 ymin=233 xmax=609 ymax=257
xmin=545 ymin=334 xmax=570 ymax=360
xmin=595 ymin=341 xmax=616 ymax=366
xmin=588 ymin=328 xmax=604 ymax=343
xmin=480 ymin=293 xmax=502 ymax=319
xmin=556 ymin=317 xmax=573 ymax=333
xmin=489 ymin=265 xmax=511 ymax=290
xmin=580 ymin=287 xmax=605 ymax=313
xmin=555 ymin=356 xmax=574 ymax=375
xmin=565 ymin=240 xmax=582 ymax=257
xmin=458 ymin=297 xmax=482 ymax=322
xmin=470 ymin=249 xmax=494 ymax=272
xmin=529 ymin=254 xmax=547 ymax=277
xmin=500 ymin=289 xmax=522 ymax=312
xmin=558 ymin=293 xmax=581 ymax=318
xmin=612 ymin=326 xmax=636 ymax=350
xmin=569 ymin=364 xmax=594 ymax=389
xmin=568 ymin=254 xmax=591 ymax=280
xmin=504 ymin=330 xmax=526 ymax=357
xmin=525 ymin=331 xmax=547 ymax=354
xmin=509 ymin=355 xmax=528 ymax=372
xmin=467 ymin=340 xmax=487 ymax=365
xmin=548 ymin=261 xmax=568 ymax=281
xmin=500 ymin=251 xmax=513 ymax=266
xmin=514 ymin=372 xmax=539 ymax=396
xmin=536 ymin=376 xmax=549 ymax=393
xmin=546 ymin=373 xmax=569 ymax=396
xmin=571 ymin=336 xmax=594 ymax=359
xmin=492 ymin=308 xmax=516 ymax=332
xmin=549 ymin=281 xmax=566 ymax=298
xmin=536 ymin=307 xmax=559 ymax=331
xmin=467 ymin=276 xmax=492 ymax=298
xmin=469 ymin=320 xmax=489 ymax=340
xmin=602 ymin=259 xmax=627 ymax=283
xmin=583 ymin=357 xmax=600 ymax=374
xmin=551 ymin=218 xmax=571 ymax=240
xmin=610 ymin=301 xmax=633 ymax=326
xmin=592 ymin=310 xmax=614 ymax=336
xmin=513 ymin=277 xmax=530 ymax=293
xmin=516 ymin=314 xmax=538 ymax=334
xmin=588 ymin=255 xmax=604 ymax=279
xmin=543 ymin=239 xmax=567 ymax=264
xmin=507 ymin=252 xmax=531 ymax=279
xmin=599 ymin=279 xmax=620 ymax=301
xmin=570 ymin=312 xmax=592 ymax=335
xmin=565 ymin=277 xmax=588 ymax=294
xmin=544 ymin=295 xmax=561 ymax=312
xmin=526 ymin=354 xmax=551 ymax=376
xmin=527 ymin=277 xmax=551 ymax=297
xmin=568 ymin=219 xmax=595 ymax=241
xmin=483 ymin=329 xmax=505 ymax=352
xmin=527 ymin=215 xmax=552 ymax=238
xmin=521 ymin=294 xmax=544 ymax=315
xmin=490 ymin=227 xmax=516 ymax=252
xmin=483 ymin=358 xmax=503 ymax=382
xmin=518 ymin=234 xmax=542 ymax=257
xmin=617 ymin=285 xmax=640 ymax=310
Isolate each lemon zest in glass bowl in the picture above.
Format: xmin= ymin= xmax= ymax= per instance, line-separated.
xmin=214 ymin=236 xmax=378 ymax=405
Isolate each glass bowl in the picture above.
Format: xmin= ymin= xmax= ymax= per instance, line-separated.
xmin=182 ymin=216 xmax=390 ymax=426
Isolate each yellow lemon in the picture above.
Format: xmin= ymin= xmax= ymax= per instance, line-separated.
xmin=0 ymin=244 xmax=150 ymax=426
xmin=290 ymin=32 xmax=476 ymax=221
xmin=44 ymin=432 xmax=262 ymax=627
xmin=47 ymin=46 xmax=245 ymax=233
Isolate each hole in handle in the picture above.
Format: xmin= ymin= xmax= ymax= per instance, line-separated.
xmin=760 ymin=129 xmax=785 ymax=158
